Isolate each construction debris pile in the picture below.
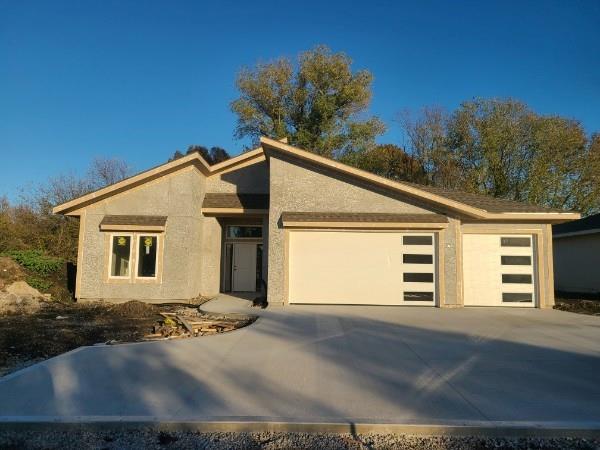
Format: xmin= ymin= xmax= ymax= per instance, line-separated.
xmin=144 ymin=310 xmax=256 ymax=340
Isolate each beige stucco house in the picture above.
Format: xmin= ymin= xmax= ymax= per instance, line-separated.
xmin=53 ymin=137 xmax=579 ymax=308
xmin=553 ymin=213 xmax=600 ymax=294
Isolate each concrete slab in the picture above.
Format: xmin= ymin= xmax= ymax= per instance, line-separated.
xmin=1 ymin=298 xmax=599 ymax=428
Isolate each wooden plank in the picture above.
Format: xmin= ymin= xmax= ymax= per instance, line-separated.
xmin=176 ymin=315 xmax=195 ymax=335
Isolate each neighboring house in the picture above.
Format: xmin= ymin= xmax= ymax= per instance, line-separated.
xmin=553 ymin=213 xmax=600 ymax=294
xmin=53 ymin=137 xmax=579 ymax=308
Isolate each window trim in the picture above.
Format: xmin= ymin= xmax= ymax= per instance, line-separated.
xmin=108 ymin=233 xmax=134 ymax=280
xmin=134 ymin=233 xmax=160 ymax=280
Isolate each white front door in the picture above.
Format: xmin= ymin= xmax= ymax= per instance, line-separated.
xmin=232 ymin=243 xmax=257 ymax=292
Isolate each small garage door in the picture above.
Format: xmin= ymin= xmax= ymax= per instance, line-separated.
xmin=288 ymin=231 xmax=436 ymax=305
xmin=463 ymin=234 xmax=536 ymax=307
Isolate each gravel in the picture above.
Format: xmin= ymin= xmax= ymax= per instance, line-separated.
xmin=0 ymin=430 xmax=599 ymax=450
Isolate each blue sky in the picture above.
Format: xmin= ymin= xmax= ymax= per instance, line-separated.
xmin=1 ymin=0 xmax=599 ymax=201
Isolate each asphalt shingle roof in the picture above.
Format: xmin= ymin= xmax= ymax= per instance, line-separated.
xmin=202 ymin=193 xmax=269 ymax=210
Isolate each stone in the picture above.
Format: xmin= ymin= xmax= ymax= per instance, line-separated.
xmin=5 ymin=281 xmax=43 ymax=298
xmin=0 ymin=292 xmax=42 ymax=314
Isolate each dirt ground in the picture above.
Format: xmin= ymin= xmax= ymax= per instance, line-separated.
xmin=554 ymin=292 xmax=600 ymax=316
xmin=0 ymin=300 xmax=254 ymax=377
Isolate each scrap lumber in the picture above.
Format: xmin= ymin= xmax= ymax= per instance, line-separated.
xmin=176 ymin=314 xmax=195 ymax=336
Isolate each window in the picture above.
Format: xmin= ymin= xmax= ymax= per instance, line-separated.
xmin=403 ymin=272 xmax=434 ymax=282
xmin=502 ymin=274 xmax=532 ymax=284
xmin=403 ymin=235 xmax=432 ymax=245
xmin=404 ymin=292 xmax=433 ymax=302
xmin=110 ymin=235 xmax=132 ymax=277
xmin=226 ymin=226 xmax=262 ymax=239
xmin=502 ymin=292 xmax=532 ymax=303
xmin=501 ymin=237 xmax=531 ymax=247
xmin=403 ymin=254 xmax=433 ymax=264
xmin=137 ymin=235 xmax=158 ymax=278
xmin=501 ymin=255 xmax=531 ymax=265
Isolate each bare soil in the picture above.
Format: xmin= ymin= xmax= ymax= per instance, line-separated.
xmin=0 ymin=299 xmax=254 ymax=377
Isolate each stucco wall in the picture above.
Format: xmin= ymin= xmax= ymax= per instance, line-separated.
xmin=267 ymin=151 xmax=456 ymax=305
xmin=78 ymin=167 xmax=206 ymax=302
xmin=554 ymin=234 xmax=600 ymax=293
xmin=205 ymin=160 xmax=269 ymax=193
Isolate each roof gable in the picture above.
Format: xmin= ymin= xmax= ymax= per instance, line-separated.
xmin=52 ymin=147 xmax=265 ymax=215
xmin=259 ymin=137 xmax=580 ymax=222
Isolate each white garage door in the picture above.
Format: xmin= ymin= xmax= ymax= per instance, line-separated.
xmin=288 ymin=231 xmax=436 ymax=305
xmin=463 ymin=234 xmax=536 ymax=307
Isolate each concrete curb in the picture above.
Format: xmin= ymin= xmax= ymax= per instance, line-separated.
xmin=1 ymin=419 xmax=600 ymax=438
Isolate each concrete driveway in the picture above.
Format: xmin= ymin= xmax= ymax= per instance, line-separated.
xmin=1 ymin=296 xmax=600 ymax=427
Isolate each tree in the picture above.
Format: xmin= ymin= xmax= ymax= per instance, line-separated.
xmin=88 ymin=157 xmax=131 ymax=188
xmin=344 ymin=144 xmax=427 ymax=184
xmin=401 ymin=98 xmax=600 ymax=214
xmin=400 ymin=107 xmax=461 ymax=189
xmin=169 ymin=146 xmax=231 ymax=165
xmin=5 ymin=157 xmax=133 ymax=261
xmin=231 ymin=45 xmax=385 ymax=159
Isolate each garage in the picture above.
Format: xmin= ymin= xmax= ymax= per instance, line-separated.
xmin=462 ymin=234 xmax=536 ymax=307
xmin=288 ymin=230 xmax=437 ymax=305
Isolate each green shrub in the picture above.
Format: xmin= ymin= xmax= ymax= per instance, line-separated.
xmin=2 ymin=250 xmax=63 ymax=275
xmin=26 ymin=276 xmax=53 ymax=292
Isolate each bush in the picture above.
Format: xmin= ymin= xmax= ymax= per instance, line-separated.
xmin=2 ymin=250 xmax=63 ymax=276
xmin=25 ymin=276 xmax=53 ymax=292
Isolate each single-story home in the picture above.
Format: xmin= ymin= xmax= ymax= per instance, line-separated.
xmin=53 ymin=137 xmax=580 ymax=308
xmin=553 ymin=213 xmax=600 ymax=294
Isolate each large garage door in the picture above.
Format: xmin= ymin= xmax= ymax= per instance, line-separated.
xmin=463 ymin=234 xmax=536 ymax=307
xmin=288 ymin=231 xmax=436 ymax=305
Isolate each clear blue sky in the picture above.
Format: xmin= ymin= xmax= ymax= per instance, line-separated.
xmin=1 ymin=0 xmax=599 ymax=201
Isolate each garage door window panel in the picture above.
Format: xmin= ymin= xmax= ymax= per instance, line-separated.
xmin=501 ymin=255 xmax=531 ymax=265
xmin=501 ymin=237 xmax=531 ymax=247
xmin=404 ymin=292 xmax=434 ymax=302
xmin=403 ymin=272 xmax=434 ymax=283
xmin=403 ymin=235 xmax=432 ymax=246
xmin=403 ymin=254 xmax=433 ymax=264
xmin=502 ymin=292 xmax=533 ymax=303
xmin=502 ymin=274 xmax=532 ymax=284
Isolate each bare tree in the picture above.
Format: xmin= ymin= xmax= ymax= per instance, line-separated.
xmin=88 ymin=157 xmax=131 ymax=188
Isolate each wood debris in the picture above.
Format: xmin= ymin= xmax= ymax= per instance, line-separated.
xmin=143 ymin=310 xmax=255 ymax=341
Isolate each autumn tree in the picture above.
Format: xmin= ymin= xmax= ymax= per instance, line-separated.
xmin=231 ymin=45 xmax=385 ymax=159
xmin=401 ymin=98 xmax=600 ymax=214
xmin=5 ymin=157 xmax=133 ymax=261
xmin=344 ymin=144 xmax=427 ymax=184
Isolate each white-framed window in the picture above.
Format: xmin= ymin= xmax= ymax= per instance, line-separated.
xmin=108 ymin=233 xmax=134 ymax=279
xmin=135 ymin=233 xmax=160 ymax=279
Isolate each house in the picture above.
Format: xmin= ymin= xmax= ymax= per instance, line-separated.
xmin=553 ymin=213 xmax=600 ymax=294
xmin=52 ymin=137 xmax=579 ymax=308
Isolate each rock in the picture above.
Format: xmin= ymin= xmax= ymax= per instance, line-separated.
xmin=0 ymin=292 xmax=42 ymax=314
xmin=0 ymin=281 xmax=46 ymax=314
xmin=6 ymin=281 xmax=44 ymax=298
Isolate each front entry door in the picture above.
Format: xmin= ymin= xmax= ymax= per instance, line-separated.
xmin=232 ymin=243 xmax=257 ymax=292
